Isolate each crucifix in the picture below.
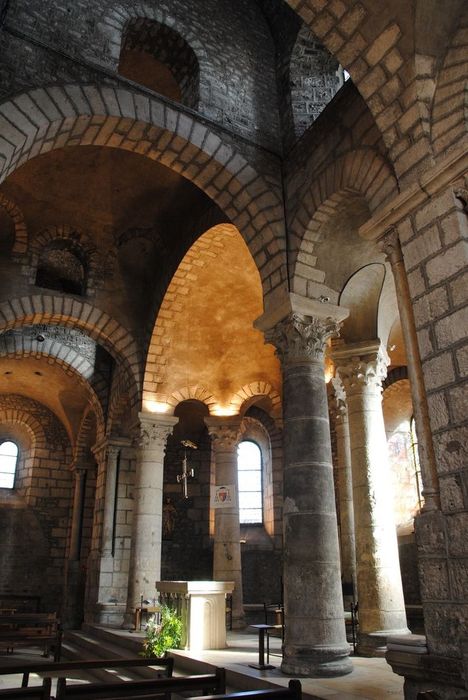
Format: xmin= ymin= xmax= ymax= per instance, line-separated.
xmin=177 ymin=439 xmax=197 ymax=498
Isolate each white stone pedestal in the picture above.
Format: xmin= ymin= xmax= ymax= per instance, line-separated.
xmin=156 ymin=580 xmax=234 ymax=650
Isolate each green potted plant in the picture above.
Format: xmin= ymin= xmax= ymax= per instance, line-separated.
xmin=142 ymin=605 xmax=183 ymax=657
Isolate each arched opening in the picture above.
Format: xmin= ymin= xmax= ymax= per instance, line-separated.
xmin=118 ymin=18 xmax=200 ymax=109
xmin=35 ymin=240 xmax=87 ymax=295
xmin=0 ymin=206 xmax=15 ymax=256
xmin=0 ymin=440 xmax=18 ymax=489
xmin=289 ymin=24 xmax=345 ymax=140
xmin=237 ymin=440 xmax=263 ymax=525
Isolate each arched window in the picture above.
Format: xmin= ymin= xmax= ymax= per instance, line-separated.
xmin=0 ymin=440 xmax=18 ymax=489
xmin=237 ymin=440 xmax=262 ymax=524
xmin=119 ymin=19 xmax=200 ymax=109
xmin=35 ymin=240 xmax=86 ymax=295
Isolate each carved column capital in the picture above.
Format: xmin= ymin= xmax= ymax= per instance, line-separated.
xmin=137 ymin=412 xmax=178 ymax=450
xmin=265 ymin=312 xmax=341 ymax=365
xmin=333 ymin=342 xmax=389 ymax=396
xmin=380 ymin=227 xmax=403 ymax=265
xmin=204 ymin=416 xmax=243 ymax=452
xmin=330 ymin=375 xmax=348 ymax=422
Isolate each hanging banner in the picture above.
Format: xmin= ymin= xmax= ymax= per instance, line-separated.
xmin=211 ymin=484 xmax=236 ymax=508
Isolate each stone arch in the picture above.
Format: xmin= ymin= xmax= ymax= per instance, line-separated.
xmin=118 ymin=17 xmax=201 ymax=110
xmin=75 ymin=409 xmax=99 ymax=464
xmin=289 ymin=149 xmax=398 ymax=294
xmin=284 ymin=1 xmax=431 ymax=174
xmin=0 ymin=350 xmax=105 ymax=442
xmin=0 ymin=85 xmax=285 ymax=299
xmin=431 ymin=12 xmax=468 ymax=156
xmin=0 ymin=408 xmax=45 ymax=450
xmin=143 ymin=224 xmax=238 ymax=409
xmin=0 ymin=192 xmax=27 ymax=254
xmin=29 ymin=225 xmax=102 ymax=295
xmin=231 ymin=382 xmax=282 ymax=424
xmin=153 ymin=385 xmax=218 ymax=416
xmin=0 ymin=295 xmax=141 ymax=406
xmin=99 ymin=3 xmax=210 ymax=79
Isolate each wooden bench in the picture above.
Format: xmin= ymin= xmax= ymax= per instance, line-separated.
xmin=194 ymin=679 xmax=302 ymax=700
xmin=0 ymin=596 xmax=41 ymax=614
xmin=0 ymin=678 xmax=51 ymax=700
xmin=55 ymin=668 xmax=226 ymax=700
xmin=0 ymin=613 xmax=62 ymax=660
xmin=0 ymin=657 xmax=174 ymax=689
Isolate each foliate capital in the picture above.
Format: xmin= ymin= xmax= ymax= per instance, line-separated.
xmin=137 ymin=413 xmax=178 ymax=450
xmin=204 ymin=417 xmax=243 ymax=452
xmin=335 ymin=345 xmax=389 ymax=395
xmin=265 ymin=313 xmax=341 ymax=364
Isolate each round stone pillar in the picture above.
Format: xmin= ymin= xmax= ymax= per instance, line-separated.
xmin=257 ymin=300 xmax=352 ymax=677
xmin=334 ymin=341 xmax=409 ymax=655
xmin=204 ymin=416 xmax=245 ymax=629
xmin=330 ymin=377 xmax=357 ymax=596
xmin=125 ymin=412 xmax=178 ymax=623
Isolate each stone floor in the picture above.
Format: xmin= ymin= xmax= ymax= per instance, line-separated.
xmin=0 ymin=629 xmax=404 ymax=700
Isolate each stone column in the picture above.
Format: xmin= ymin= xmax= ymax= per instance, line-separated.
xmin=69 ymin=467 xmax=87 ymax=561
xmin=255 ymin=294 xmax=352 ymax=677
xmin=63 ymin=465 xmax=88 ymax=627
xmin=101 ymin=444 xmax=121 ymax=556
xmin=204 ymin=416 xmax=245 ymax=629
xmin=334 ymin=341 xmax=409 ymax=655
xmin=125 ymin=412 xmax=178 ymax=624
xmin=330 ymin=377 xmax=357 ymax=597
xmin=381 ymin=227 xmax=440 ymax=511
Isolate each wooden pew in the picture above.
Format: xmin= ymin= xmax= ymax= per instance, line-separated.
xmin=0 ymin=657 xmax=174 ymax=689
xmin=194 ymin=679 xmax=302 ymax=700
xmin=55 ymin=668 xmax=226 ymax=700
xmin=0 ymin=678 xmax=51 ymax=700
xmin=0 ymin=614 xmax=62 ymax=661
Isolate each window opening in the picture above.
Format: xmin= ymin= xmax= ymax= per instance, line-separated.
xmin=237 ymin=440 xmax=262 ymax=524
xmin=0 ymin=440 xmax=18 ymax=489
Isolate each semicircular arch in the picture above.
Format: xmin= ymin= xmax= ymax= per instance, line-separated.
xmin=0 ymin=192 xmax=27 ymax=254
xmin=0 ymin=295 xmax=140 ymax=406
xmin=289 ymin=148 xmax=398 ymax=293
xmin=0 ymin=85 xmax=285 ymax=299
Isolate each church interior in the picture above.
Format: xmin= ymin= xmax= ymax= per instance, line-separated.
xmin=0 ymin=0 xmax=467 ymax=698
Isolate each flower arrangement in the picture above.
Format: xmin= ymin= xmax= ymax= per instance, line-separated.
xmin=141 ymin=605 xmax=183 ymax=657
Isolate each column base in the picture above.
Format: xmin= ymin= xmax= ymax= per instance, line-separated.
xmin=358 ymin=628 xmax=411 ymax=657
xmin=232 ymin=614 xmax=246 ymax=630
xmin=281 ymin=644 xmax=353 ymax=677
xmin=88 ymin=603 xmax=126 ymax=628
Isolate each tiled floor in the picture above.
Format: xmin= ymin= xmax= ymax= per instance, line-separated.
xmin=0 ymin=629 xmax=404 ymax=700
xmin=169 ymin=629 xmax=405 ymax=700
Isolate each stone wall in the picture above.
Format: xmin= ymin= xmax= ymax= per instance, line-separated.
xmin=0 ymin=395 xmax=73 ymax=612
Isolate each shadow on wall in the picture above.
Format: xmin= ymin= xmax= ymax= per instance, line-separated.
xmin=0 ymin=504 xmax=50 ymax=609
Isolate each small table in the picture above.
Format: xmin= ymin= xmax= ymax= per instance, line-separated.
xmin=249 ymin=624 xmax=277 ymax=670
xmin=134 ymin=605 xmax=160 ymax=631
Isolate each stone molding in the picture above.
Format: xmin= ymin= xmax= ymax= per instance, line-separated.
xmin=137 ymin=413 xmax=178 ymax=450
xmin=204 ymin=417 xmax=243 ymax=452
xmin=359 ymin=143 xmax=468 ymax=241
xmin=265 ymin=312 xmax=341 ymax=364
